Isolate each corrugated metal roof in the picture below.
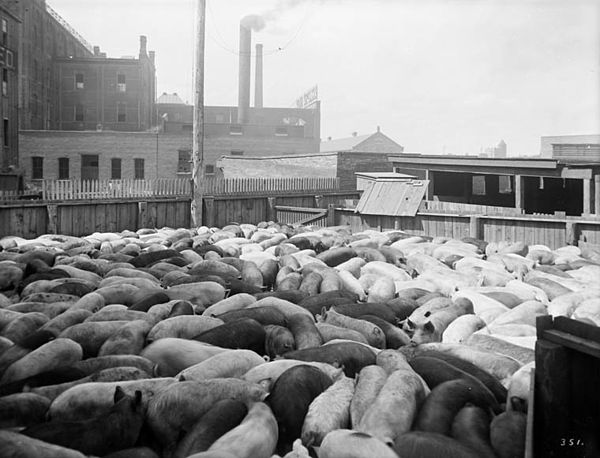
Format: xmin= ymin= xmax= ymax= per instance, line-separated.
xmin=355 ymin=179 xmax=429 ymax=216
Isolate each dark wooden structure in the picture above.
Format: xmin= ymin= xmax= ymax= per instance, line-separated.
xmin=535 ymin=316 xmax=600 ymax=458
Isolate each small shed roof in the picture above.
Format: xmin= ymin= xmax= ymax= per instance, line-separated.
xmin=355 ymin=179 xmax=429 ymax=216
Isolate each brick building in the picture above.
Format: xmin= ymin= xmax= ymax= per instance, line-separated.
xmin=55 ymin=36 xmax=156 ymax=132
xmin=0 ymin=2 xmax=20 ymax=171
xmin=320 ymin=127 xmax=404 ymax=155
xmin=17 ymin=0 xmax=94 ymax=131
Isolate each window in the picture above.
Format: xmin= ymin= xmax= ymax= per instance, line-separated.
xmin=275 ymin=126 xmax=288 ymax=136
xmin=58 ymin=158 xmax=69 ymax=179
xmin=205 ymin=164 xmax=215 ymax=175
xmin=2 ymin=118 xmax=7 ymax=147
xmin=230 ymin=150 xmax=244 ymax=156
xmin=472 ymin=175 xmax=486 ymax=196
xmin=177 ymin=149 xmax=191 ymax=173
xmin=2 ymin=69 xmax=7 ymax=96
xmin=229 ymin=124 xmax=242 ymax=135
xmin=75 ymin=72 xmax=84 ymax=90
xmin=32 ymin=156 xmax=43 ymax=179
xmin=134 ymin=158 xmax=144 ymax=179
xmin=117 ymin=102 xmax=127 ymax=122
xmin=117 ymin=73 xmax=126 ymax=92
xmin=6 ymin=50 xmax=13 ymax=68
xmin=111 ymin=158 xmax=121 ymax=179
xmin=215 ymin=114 xmax=225 ymax=123
xmin=74 ymin=104 xmax=84 ymax=122
xmin=1 ymin=19 xmax=7 ymax=46
xmin=499 ymin=176 xmax=512 ymax=194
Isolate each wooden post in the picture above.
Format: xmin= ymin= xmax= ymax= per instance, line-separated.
xmin=191 ymin=0 xmax=206 ymax=227
xmin=315 ymin=194 xmax=323 ymax=208
xmin=424 ymin=169 xmax=434 ymax=200
xmin=583 ymin=178 xmax=591 ymax=215
xmin=515 ymin=174 xmax=525 ymax=212
xmin=469 ymin=215 xmax=481 ymax=240
xmin=595 ymin=174 xmax=600 ymax=215
xmin=326 ymin=203 xmax=336 ymax=227
xmin=205 ymin=197 xmax=215 ymax=228
xmin=565 ymin=221 xmax=579 ymax=246
xmin=47 ymin=204 xmax=58 ymax=234
xmin=267 ymin=197 xmax=277 ymax=223
xmin=138 ymin=201 xmax=148 ymax=229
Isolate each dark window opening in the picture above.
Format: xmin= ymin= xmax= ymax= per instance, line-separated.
xmin=2 ymin=118 xmax=8 ymax=147
xmin=229 ymin=124 xmax=242 ymax=135
xmin=117 ymin=103 xmax=127 ymax=122
xmin=75 ymin=72 xmax=84 ymax=90
xmin=2 ymin=68 xmax=7 ymax=96
xmin=230 ymin=150 xmax=244 ymax=156
xmin=111 ymin=158 xmax=121 ymax=179
xmin=1 ymin=19 xmax=7 ymax=46
xmin=58 ymin=158 xmax=69 ymax=179
xmin=472 ymin=175 xmax=486 ymax=196
xmin=134 ymin=158 xmax=144 ymax=179
xmin=177 ymin=149 xmax=191 ymax=173
xmin=74 ymin=104 xmax=83 ymax=122
xmin=275 ymin=126 xmax=288 ymax=136
xmin=205 ymin=164 xmax=215 ymax=175
xmin=117 ymin=73 xmax=126 ymax=92
xmin=499 ymin=176 xmax=512 ymax=194
xmin=32 ymin=156 xmax=43 ymax=179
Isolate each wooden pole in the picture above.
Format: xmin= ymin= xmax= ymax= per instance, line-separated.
xmin=191 ymin=0 xmax=206 ymax=227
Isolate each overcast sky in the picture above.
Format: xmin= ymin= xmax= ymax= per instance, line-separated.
xmin=49 ymin=0 xmax=599 ymax=156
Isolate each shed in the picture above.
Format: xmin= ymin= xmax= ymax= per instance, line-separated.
xmin=355 ymin=177 xmax=429 ymax=216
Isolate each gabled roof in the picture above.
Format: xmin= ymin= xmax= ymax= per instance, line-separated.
xmin=157 ymin=93 xmax=186 ymax=104
xmin=320 ymin=133 xmax=372 ymax=153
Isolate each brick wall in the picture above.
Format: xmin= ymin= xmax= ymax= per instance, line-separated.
xmin=337 ymin=152 xmax=394 ymax=190
xmin=19 ymin=130 xmax=319 ymax=181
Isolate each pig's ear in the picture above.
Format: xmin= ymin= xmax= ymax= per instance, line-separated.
xmin=114 ymin=386 xmax=126 ymax=404
xmin=424 ymin=321 xmax=435 ymax=333
xmin=405 ymin=319 xmax=415 ymax=329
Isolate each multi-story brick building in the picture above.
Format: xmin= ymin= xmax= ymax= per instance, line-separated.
xmin=55 ymin=36 xmax=156 ymax=132
xmin=17 ymin=0 xmax=94 ymax=131
xmin=0 ymin=1 xmax=20 ymax=171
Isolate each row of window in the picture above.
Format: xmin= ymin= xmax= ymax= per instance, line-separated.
xmin=31 ymin=156 xmax=145 ymax=180
xmin=74 ymin=73 xmax=126 ymax=92
xmin=73 ymin=103 xmax=127 ymax=123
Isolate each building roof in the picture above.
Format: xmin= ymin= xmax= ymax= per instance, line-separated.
xmin=320 ymin=133 xmax=372 ymax=153
xmin=355 ymin=172 xmax=416 ymax=180
xmin=355 ymin=180 xmax=429 ymax=216
xmin=157 ymin=93 xmax=186 ymax=104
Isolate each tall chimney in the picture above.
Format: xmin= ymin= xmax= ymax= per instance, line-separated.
xmin=139 ymin=35 xmax=147 ymax=58
xmin=254 ymin=43 xmax=263 ymax=109
xmin=237 ymin=24 xmax=251 ymax=124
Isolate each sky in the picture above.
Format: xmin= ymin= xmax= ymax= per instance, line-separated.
xmin=48 ymin=0 xmax=600 ymax=156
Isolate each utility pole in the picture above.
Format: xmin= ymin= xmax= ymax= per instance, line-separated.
xmin=191 ymin=0 xmax=206 ymax=227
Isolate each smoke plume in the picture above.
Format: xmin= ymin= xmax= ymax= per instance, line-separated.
xmin=241 ymin=0 xmax=320 ymax=31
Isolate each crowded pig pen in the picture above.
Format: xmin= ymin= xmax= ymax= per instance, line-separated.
xmin=1 ymin=222 xmax=599 ymax=458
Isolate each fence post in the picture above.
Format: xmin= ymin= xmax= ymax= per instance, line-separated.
xmin=327 ymin=203 xmax=336 ymax=227
xmin=267 ymin=197 xmax=277 ymax=223
xmin=138 ymin=201 xmax=148 ymax=229
xmin=47 ymin=204 xmax=58 ymax=234
xmin=469 ymin=215 xmax=481 ymax=240
xmin=205 ymin=197 xmax=215 ymax=228
xmin=315 ymin=194 xmax=323 ymax=208
xmin=565 ymin=221 xmax=579 ymax=246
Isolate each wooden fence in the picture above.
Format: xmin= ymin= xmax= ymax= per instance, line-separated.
xmin=28 ymin=177 xmax=341 ymax=201
xmin=420 ymin=200 xmax=525 ymax=216
xmin=333 ymin=207 xmax=600 ymax=250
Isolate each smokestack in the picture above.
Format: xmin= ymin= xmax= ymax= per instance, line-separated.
xmin=93 ymin=46 xmax=100 ymax=56
xmin=237 ymin=24 xmax=252 ymax=124
xmin=139 ymin=35 xmax=147 ymax=58
xmin=149 ymin=50 xmax=155 ymax=65
xmin=254 ymin=44 xmax=263 ymax=108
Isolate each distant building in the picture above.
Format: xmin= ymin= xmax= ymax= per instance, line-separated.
xmin=540 ymin=134 xmax=600 ymax=162
xmin=482 ymin=139 xmax=507 ymax=158
xmin=320 ymin=127 xmax=404 ymax=154
xmin=217 ymin=151 xmax=394 ymax=191
xmin=0 ymin=2 xmax=20 ymax=171
xmin=54 ymin=36 xmax=156 ymax=132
